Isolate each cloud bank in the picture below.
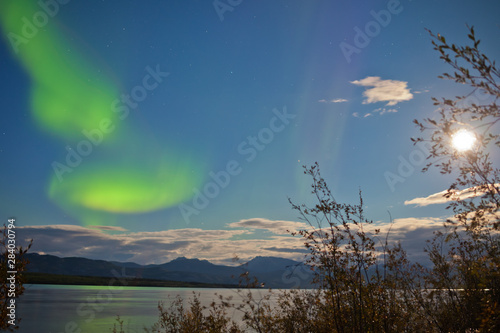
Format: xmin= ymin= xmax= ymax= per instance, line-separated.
xmin=17 ymin=221 xmax=307 ymax=266
xmin=15 ymin=216 xmax=455 ymax=267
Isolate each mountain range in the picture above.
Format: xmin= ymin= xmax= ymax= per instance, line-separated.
xmin=25 ymin=253 xmax=314 ymax=289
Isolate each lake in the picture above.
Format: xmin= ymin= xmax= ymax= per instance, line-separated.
xmin=15 ymin=284 xmax=271 ymax=332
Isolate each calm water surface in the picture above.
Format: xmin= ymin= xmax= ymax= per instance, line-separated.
xmin=16 ymin=284 xmax=270 ymax=332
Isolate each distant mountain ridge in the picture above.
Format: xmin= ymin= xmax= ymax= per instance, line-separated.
xmin=25 ymin=253 xmax=314 ymax=289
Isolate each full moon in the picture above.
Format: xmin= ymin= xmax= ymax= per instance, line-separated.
xmin=451 ymin=129 xmax=476 ymax=152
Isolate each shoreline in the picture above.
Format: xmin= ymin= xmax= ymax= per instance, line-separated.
xmin=24 ymin=272 xmax=241 ymax=289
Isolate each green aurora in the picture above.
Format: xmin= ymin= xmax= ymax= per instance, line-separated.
xmin=0 ymin=0 xmax=206 ymax=225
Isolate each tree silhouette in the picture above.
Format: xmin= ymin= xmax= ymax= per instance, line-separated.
xmin=413 ymin=26 xmax=500 ymax=331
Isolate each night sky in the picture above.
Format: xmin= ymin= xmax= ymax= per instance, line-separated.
xmin=1 ymin=0 xmax=499 ymax=265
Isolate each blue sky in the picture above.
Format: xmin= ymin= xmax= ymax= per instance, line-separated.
xmin=1 ymin=0 xmax=499 ymax=265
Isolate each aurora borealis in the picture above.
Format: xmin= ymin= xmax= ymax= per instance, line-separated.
xmin=1 ymin=0 xmax=499 ymax=265
xmin=0 ymin=0 xmax=207 ymax=226
xmin=0 ymin=0 xmax=121 ymax=141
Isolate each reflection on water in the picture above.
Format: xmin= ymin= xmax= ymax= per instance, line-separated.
xmin=16 ymin=284 xmax=267 ymax=332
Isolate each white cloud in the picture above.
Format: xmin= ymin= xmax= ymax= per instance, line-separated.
xmin=352 ymin=112 xmax=374 ymax=118
xmin=351 ymin=76 xmax=413 ymax=106
xmin=404 ymin=189 xmax=451 ymax=207
xmin=376 ymin=217 xmax=444 ymax=237
xmin=373 ymin=107 xmax=398 ymax=115
xmin=404 ymin=184 xmax=500 ymax=207
xmin=318 ymin=98 xmax=348 ymax=103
